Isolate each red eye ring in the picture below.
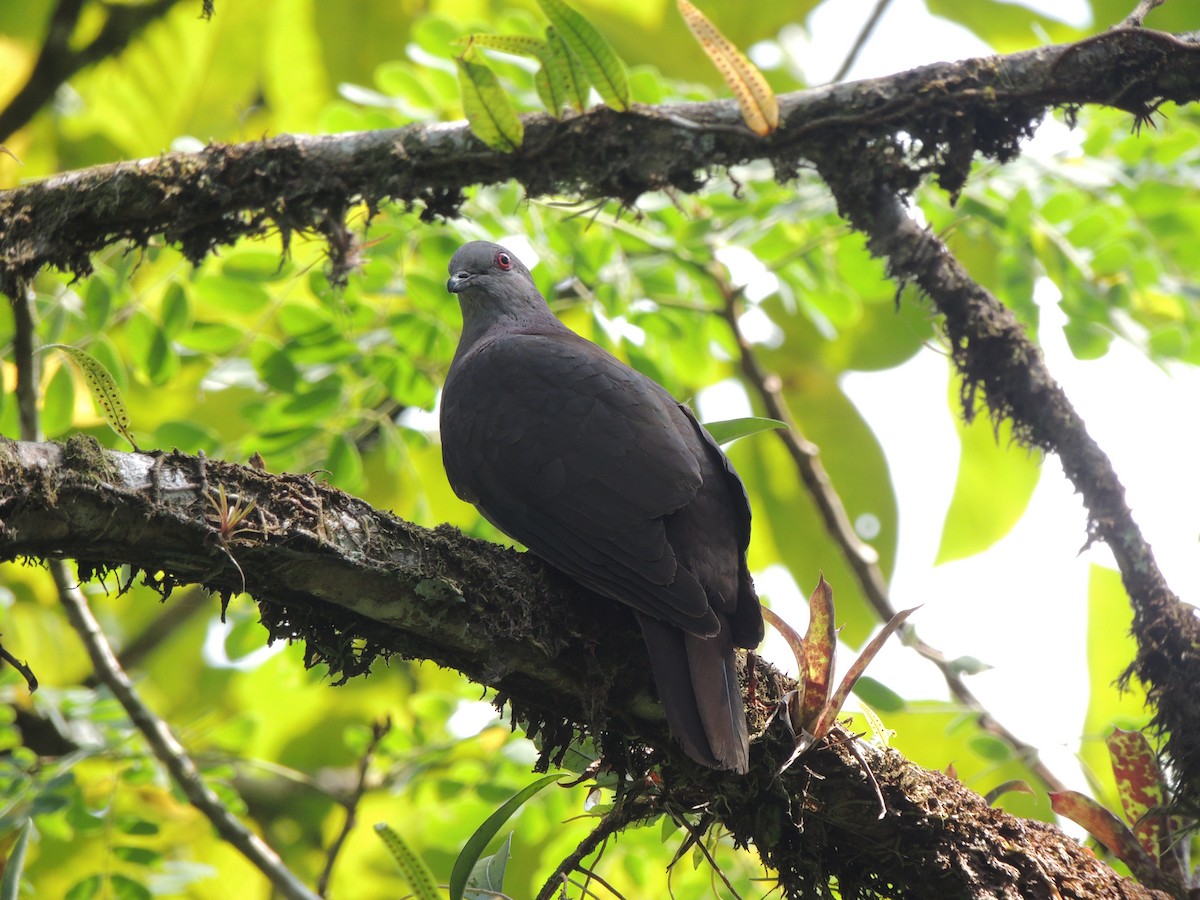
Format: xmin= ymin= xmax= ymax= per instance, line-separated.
xmin=496 ymin=252 xmax=513 ymax=270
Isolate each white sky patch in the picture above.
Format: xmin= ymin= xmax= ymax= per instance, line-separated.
xmin=446 ymin=699 xmax=501 ymax=738
xmin=695 ymin=378 xmax=754 ymax=423
xmin=715 ymin=245 xmax=780 ymax=302
xmin=594 ymin=313 xmax=647 ymax=346
xmin=737 ymin=304 xmax=785 ymax=347
xmin=398 ymin=403 xmax=440 ymax=435
xmin=202 ymin=617 xmax=284 ymax=670
xmin=748 ymin=40 xmax=785 ymax=70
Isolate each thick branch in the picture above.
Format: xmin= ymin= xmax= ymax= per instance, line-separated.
xmin=3 ymin=27 xmax=1200 ymax=294
xmin=816 ymin=178 xmax=1200 ymax=815
xmin=0 ymin=437 xmax=1165 ymax=899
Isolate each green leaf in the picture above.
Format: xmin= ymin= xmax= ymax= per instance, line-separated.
xmin=326 ymin=433 xmax=364 ymax=490
xmin=536 ymin=0 xmax=630 ymax=110
xmin=454 ymin=33 xmax=547 ymax=57
xmin=176 ymin=322 xmax=243 ymax=354
xmin=65 ymin=875 xmax=102 ymax=900
xmin=449 ymin=774 xmax=562 ymax=900
xmin=465 ymin=832 xmax=511 ymax=899
xmin=703 ymin=415 xmax=786 ymax=446
xmin=455 ymin=49 xmax=524 ymax=152
xmin=0 ymin=820 xmax=32 ymax=900
xmin=373 ymin=823 xmax=439 ymax=900
xmin=191 ymin=274 xmax=272 ymax=315
xmin=542 ymin=26 xmax=589 ymax=114
xmin=107 ymin=874 xmax=151 ymax=900
xmin=41 ymin=363 xmax=76 ymax=437
xmin=160 ymin=283 xmax=191 ymax=338
xmin=44 ymin=345 xmax=138 ymax=449
xmin=84 ymin=278 xmax=113 ymax=332
xmin=935 ymin=382 xmax=1041 ymax=564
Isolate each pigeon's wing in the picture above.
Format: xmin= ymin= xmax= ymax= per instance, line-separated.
xmin=441 ymin=331 xmax=720 ymax=636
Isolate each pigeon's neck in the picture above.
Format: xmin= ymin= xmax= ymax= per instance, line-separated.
xmin=456 ymin=292 xmax=567 ymax=350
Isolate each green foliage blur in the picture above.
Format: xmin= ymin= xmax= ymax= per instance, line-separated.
xmin=1 ymin=0 xmax=1197 ymax=896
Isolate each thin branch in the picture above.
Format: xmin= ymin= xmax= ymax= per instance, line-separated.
xmin=830 ymin=0 xmax=895 ymax=83
xmin=535 ymin=801 xmax=642 ymax=900
xmin=7 ymin=280 xmax=317 ymax=900
xmin=317 ymin=717 xmax=391 ymax=896
xmin=1120 ymin=0 xmax=1167 ymax=29
xmin=716 ymin=280 xmax=1069 ymax=794
xmin=10 ymin=282 xmax=39 ymax=444
xmin=0 ymin=642 xmax=37 ymax=692
xmin=50 ymin=564 xmax=321 ymax=900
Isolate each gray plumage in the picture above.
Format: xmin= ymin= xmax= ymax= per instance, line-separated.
xmin=440 ymin=240 xmax=763 ymax=772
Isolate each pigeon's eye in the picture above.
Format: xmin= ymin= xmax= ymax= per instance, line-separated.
xmin=495 ymin=252 xmax=513 ymax=270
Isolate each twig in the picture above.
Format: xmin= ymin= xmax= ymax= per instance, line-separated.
xmin=10 ymin=281 xmax=40 ymax=443
xmin=8 ymin=281 xmax=319 ymax=900
xmin=535 ymin=801 xmax=640 ymax=900
xmin=1119 ymin=0 xmax=1166 ymax=28
xmin=317 ymin=716 xmax=391 ymax=896
xmin=574 ymin=864 xmax=628 ymax=899
xmin=716 ymin=279 xmax=1069 ymax=795
xmin=0 ymin=641 xmax=37 ymax=692
xmin=831 ymin=0 xmax=895 ymax=83
xmin=667 ymin=813 xmax=743 ymax=900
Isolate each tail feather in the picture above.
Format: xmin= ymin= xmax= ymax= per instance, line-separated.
xmin=636 ymin=613 xmax=749 ymax=773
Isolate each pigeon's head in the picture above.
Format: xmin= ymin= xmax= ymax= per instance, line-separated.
xmin=446 ymin=241 xmax=535 ymax=298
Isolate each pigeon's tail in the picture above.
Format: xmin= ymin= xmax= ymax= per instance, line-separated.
xmin=636 ymin=613 xmax=750 ymax=774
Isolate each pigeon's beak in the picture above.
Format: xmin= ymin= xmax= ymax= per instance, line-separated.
xmin=446 ymin=271 xmax=471 ymax=294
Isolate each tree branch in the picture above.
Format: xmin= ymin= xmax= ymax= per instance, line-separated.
xmin=3 ymin=26 xmax=1200 ymax=294
xmin=51 ymin=561 xmax=321 ymax=900
xmin=814 ymin=175 xmax=1200 ymax=815
xmin=0 ymin=437 xmax=1167 ymax=899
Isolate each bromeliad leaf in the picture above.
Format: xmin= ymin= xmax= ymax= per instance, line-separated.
xmin=1049 ymin=791 xmax=1161 ymax=885
xmin=801 ymin=574 xmax=836 ymax=729
xmin=455 ymin=47 xmax=524 ymax=152
xmin=373 ymin=823 xmax=439 ymax=900
xmin=536 ymin=0 xmax=630 ymax=111
xmin=1106 ymin=728 xmax=1170 ymax=865
xmin=761 ymin=605 xmax=806 ymax=731
xmin=704 ymin=415 xmax=787 ymax=446
xmin=678 ymin=0 xmax=779 ymax=135
xmin=449 ymin=774 xmax=562 ymax=900
xmin=44 ymin=344 xmax=138 ymax=449
xmin=812 ymin=605 xmax=917 ymax=740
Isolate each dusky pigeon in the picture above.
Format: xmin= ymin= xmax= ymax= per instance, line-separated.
xmin=441 ymin=240 xmax=764 ymax=773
